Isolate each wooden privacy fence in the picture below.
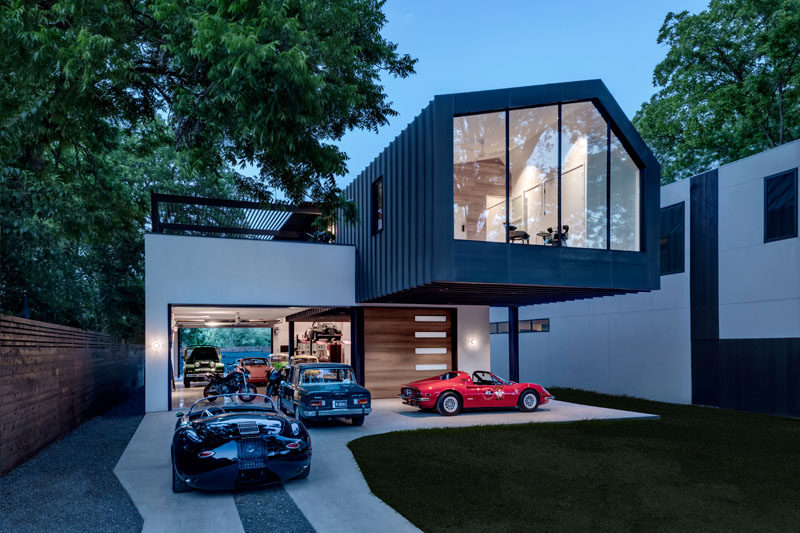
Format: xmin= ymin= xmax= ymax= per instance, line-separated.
xmin=0 ymin=315 xmax=144 ymax=474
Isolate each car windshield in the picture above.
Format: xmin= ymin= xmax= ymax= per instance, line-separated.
xmin=185 ymin=347 xmax=219 ymax=363
xmin=242 ymin=358 xmax=267 ymax=365
xmin=300 ymin=368 xmax=354 ymax=384
xmin=270 ymin=355 xmax=289 ymax=363
xmin=187 ymin=393 xmax=277 ymax=416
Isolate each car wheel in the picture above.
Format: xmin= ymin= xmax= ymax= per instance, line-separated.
xmin=183 ymin=378 xmax=191 ymax=388
xmin=436 ymin=392 xmax=462 ymax=416
xmin=518 ymin=389 xmax=540 ymax=412
xmin=240 ymin=384 xmax=257 ymax=402
xmin=171 ymin=453 xmax=192 ymax=493
xmin=294 ymin=464 xmax=311 ymax=480
xmin=350 ymin=415 xmax=365 ymax=426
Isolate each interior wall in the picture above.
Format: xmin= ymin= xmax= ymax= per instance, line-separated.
xmin=145 ymin=234 xmax=356 ymax=412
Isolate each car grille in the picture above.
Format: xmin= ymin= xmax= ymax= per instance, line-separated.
xmin=402 ymin=387 xmax=420 ymax=399
xmin=238 ymin=438 xmax=267 ymax=470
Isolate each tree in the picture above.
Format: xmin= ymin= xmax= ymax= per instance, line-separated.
xmin=0 ymin=1 xmax=414 ymax=340
xmin=1 ymin=0 xmax=414 ymax=215
xmin=634 ymin=0 xmax=800 ymax=182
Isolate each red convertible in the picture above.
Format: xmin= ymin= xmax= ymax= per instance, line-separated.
xmin=400 ymin=370 xmax=554 ymax=416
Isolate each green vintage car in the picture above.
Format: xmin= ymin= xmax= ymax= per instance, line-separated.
xmin=268 ymin=353 xmax=290 ymax=371
xmin=183 ymin=345 xmax=224 ymax=388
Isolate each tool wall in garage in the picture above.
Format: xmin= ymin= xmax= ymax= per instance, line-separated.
xmin=364 ymin=307 xmax=453 ymax=398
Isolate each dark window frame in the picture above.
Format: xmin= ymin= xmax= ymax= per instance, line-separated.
xmin=490 ymin=318 xmax=549 ymax=334
xmin=371 ymin=176 xmax=384 ymax=235
xmin=659 ymin=201 xmax=685 ymax=276
xmin=763 ymin=169 xmax=798 ymax=243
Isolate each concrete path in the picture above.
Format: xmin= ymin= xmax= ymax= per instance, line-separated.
xmin=116 ymin=398 xmax=657 ymax=533
xmin=114 ymin=412 xmax=245 ymax=533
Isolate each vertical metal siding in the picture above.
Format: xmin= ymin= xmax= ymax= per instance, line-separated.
xmin=338 ymin=101 xmax=436 ymax=302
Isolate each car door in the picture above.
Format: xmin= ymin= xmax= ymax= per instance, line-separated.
xmin=465 ymin=371 xmax=499 ymax=408
xmin=491 ymin=372 xmax=520 ymax=407
xmin=280 ymin=367 xmax=295 ymax=412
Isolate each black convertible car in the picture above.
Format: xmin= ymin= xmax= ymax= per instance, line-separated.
xmin=171 ymin=393 xmax=311 ymax=492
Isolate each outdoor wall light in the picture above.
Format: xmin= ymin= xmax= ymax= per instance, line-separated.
xmin=469 ymin=337 xmax=477 ymax=346
xmin=152 ymin=341 xmax=161 ymax=350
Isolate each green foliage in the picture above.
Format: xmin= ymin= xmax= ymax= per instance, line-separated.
xmin=180 ymin=327 xmax=273 ymax=350
xmin=634 ymin=0 xmax=800 ymax=182
xmin=0 ymin=0 xmax=413 ymax=340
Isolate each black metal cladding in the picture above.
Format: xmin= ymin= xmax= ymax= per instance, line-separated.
xmin=337 ymin=80 xmax=661 ymax=305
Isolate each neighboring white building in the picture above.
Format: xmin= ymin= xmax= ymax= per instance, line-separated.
xmin=491 ymin=140 xmax=800 ymax=416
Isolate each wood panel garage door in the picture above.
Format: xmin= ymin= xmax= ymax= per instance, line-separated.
xmin=364 ymin=307 xmax=453 ymax=398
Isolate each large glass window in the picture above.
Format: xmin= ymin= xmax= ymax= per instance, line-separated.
xmin=509 ymin=106 xmax=559 ymax=245
xmin=610 ymin=132 xmax=641 ymax=251
xmin=453 ymin=112 xmax=506 ymax=242
xmin=561 ymin=102 xmax=608 ymax=249
xmin=453 ymin=102 xmax=642 ymax=251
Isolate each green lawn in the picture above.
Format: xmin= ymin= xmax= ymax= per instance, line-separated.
xmin=348 ymin=389 xmax=800 ymax=532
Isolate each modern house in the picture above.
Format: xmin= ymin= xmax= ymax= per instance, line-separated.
xmin=144 ymin=80 xmax=661 ymax=412
xmin=490 ymin=139 xmax=800 ymax=417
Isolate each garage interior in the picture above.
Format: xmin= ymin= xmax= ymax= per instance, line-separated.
xmin=168 ymin=305 xmax=458 ymax=409
xmin=169 ymin=305 xmax=352 ymax=409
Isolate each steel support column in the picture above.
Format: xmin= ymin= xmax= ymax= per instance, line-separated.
xmin=508 ymin=306 xmax=520 ymax=382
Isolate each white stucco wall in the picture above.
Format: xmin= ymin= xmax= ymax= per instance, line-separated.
xmin=717 ymin=139 xmax=800 ymax=339
xmin=455 ymin=306 xmax=491 ymax=374
xmin=145 ymin=234 xmax=356 ymax=412
xmin=490 ymin=179 xmax=692 ymax=404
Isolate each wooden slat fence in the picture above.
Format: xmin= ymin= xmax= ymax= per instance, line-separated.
xmin=0 ymin=315 xmax=144 ymax=474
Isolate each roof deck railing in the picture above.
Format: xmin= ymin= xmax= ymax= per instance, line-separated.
xmin=150 ymin=191 xmax=324 ymax=241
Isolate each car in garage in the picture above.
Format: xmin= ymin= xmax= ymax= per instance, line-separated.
xmin=400 ymin=370 xmax=554 ymax=416
xmin=289 ymin=355 xmax=319 ymax=365
xmin=268 ymin=353 xmax=290 ymax=371
xmin=183 ymin=345 xmax=225 ymax=388
xmin=236 ymin=357 xmax=271 ymax=386
xmin=171 ymin=393 xmax=311 ymax=492
xmin=278 ymin=363 xmax=371 ymax=426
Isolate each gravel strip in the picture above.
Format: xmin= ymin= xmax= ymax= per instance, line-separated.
xmin=0 ymin=388 xmax=145 ymax=533
xmin=235 ymin=484 xmax=315 ymax=533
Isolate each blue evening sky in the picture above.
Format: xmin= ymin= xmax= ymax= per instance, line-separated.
xmin=333 ymin=0 xmax=708 ymax=188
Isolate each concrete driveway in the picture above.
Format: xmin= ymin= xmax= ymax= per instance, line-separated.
xmin=115 ymin=398 xmax=658 ymax=532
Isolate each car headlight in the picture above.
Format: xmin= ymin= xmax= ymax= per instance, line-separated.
xmin=291 ymin=422 xmax=300 ymax=436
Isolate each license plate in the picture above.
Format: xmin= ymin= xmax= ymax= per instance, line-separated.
xmin=333 ymin=400 xmax=347 ymax=409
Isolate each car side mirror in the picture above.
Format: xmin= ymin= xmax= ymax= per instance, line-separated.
xmin=175 ymin=412 xmax=184 ymax=418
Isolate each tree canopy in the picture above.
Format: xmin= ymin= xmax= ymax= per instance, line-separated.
xmin=0 ymin=0 xmax=414 ymax=341
xmin=634 ymin=0 xmax=800 ymax=182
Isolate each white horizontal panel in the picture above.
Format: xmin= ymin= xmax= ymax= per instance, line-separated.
xmin=414 ymin=315 xmax=447 ymax=322
xmin=415 ymin=347 xmax=447 ymax=355
xmin=415 ymin=331 xmax=447 ymax=338
xmin=415 ymin=364 xmax=447 ymax=371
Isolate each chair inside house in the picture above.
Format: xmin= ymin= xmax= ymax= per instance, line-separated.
xmin=505 ymin=224 xmax=530 ymax=244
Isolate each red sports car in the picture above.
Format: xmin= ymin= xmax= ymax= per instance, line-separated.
xmin=236 ymin=357 xmax=271 ymax=385
xmin=400 ymin=370 xmax=554 ymax=416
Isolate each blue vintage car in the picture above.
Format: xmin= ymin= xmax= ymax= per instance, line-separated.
xmin=278 ymin=363 xmax=371 ymax=426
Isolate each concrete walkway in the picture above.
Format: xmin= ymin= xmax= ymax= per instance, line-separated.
xmin=116 ymin=398 xmax=658 ymax=532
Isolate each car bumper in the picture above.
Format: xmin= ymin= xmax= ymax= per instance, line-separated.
xmin=179 ymin=442 xmax=312 ymax=491
xmin=184 ymin=373 xmax=220 ymax=380
xmin=297 ymin=406 xmax=371 ymax=419
xmin=401 ymin=395 xmax=434 ymax=407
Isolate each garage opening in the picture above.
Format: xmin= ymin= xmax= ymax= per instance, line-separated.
xmin=170 ymin=306 xmax=352 ymax=410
